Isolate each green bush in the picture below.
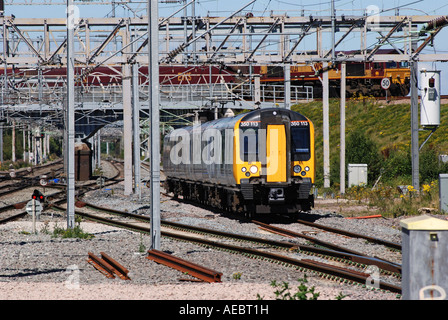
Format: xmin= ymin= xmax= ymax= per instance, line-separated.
xmin=382 ymin=148 xmax=411 ymax=183
xmin=52 ymin=218 xmax=94 ymax=239
xmin=346 ymin=128 xmax=382 ymax=184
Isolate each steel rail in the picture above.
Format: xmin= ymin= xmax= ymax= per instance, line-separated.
xmin=162 ymin=190 xmax=401 ymax=251
xmin=0 ymin=211 xmax=28 ymax=224
xmin=75 ymin=200 xmax=402 ymax=275
xmin=252 ymin=220 xmax=402 ymax=275
xmin=76 ymin=200 xmax=297 ymax=249
xmin=253 ymin=220 xmax=365 ymax=256
xmin=0 ymin=160 xmax=123 ymax=225
xmin=99 ymin=252 xmax=131 ymax=280
xmin=72 ymin=208 xmax=401 ymax=294
xmin=87 ymin=252 xmax=130 ymax=279
xmin=147 ymin=249 xmax=222 ymax=283
xmin=87 ymin=252 xmax=117 ymax=279
xmin=294 ymin=218 xmax=402 ymax=251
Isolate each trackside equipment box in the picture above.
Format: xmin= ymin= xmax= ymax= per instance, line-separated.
xmin=348 ymin=164 xmax=367 ymax=187
xmin=401 ymin=215 xmax=448 ymax=300
xmin=440 ymin=174 xmax=448 ymax=213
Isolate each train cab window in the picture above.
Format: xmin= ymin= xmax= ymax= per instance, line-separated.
xmin=386 ymin=62 xmax=397 ymax=69
xmin=240 ymin=128 xmax=259 ymax=162
xmin=291 ymin=126 xmax=310 ymax=161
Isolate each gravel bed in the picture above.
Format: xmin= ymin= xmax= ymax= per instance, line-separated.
xmin=0 ymin=161 xmax=413 ymax=301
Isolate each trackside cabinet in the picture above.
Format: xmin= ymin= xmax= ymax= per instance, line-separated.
xmin=401 ymin=215 xmax=448 ymax=300
xmin=440 ymin=174 xmax=448 ymax=213
xmin=347 ymin=164 xmax=368 ymax=187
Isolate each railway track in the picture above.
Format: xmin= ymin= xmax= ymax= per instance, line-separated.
xmin=163 ymin=192 xmax=401 ymax=267
xmin=0 ymin=159 xmax=402 ymax=295
xmin=0 ymin=159 xmax=123 ymax=225
xmin=66 ymin=200 xmax=402 ymax=294
xmin=252 ymin=218 xmax=401 ymax=252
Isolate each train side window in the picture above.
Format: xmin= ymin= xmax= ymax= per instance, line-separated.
xmin=291 ymin=126 xmax=310 ymax=161
xmin=240 ymin=128 xmax=259 ymax=162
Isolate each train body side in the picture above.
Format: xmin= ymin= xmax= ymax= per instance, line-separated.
xmin=162 ymin=108 xmax=315 ymax=215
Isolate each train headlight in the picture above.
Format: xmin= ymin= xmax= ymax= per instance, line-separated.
xmin=250 ymin=165 xmax=258 ymax=174
xmin=293 ymin=165 xmax=302 ymax=173
xmin=241 ymin=167 xmax=247 ymax=172
xmin=305 ymin=166 xmax=310 ymax=172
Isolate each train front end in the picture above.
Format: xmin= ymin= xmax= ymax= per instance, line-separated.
xmin=233 ymin=108 xmax=315 ymax=214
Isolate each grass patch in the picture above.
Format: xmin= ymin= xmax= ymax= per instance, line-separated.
xmin=52 ymin=217 xmax=94 ymax=239
xmin=345 ymin=181 xmax=441 ymax=218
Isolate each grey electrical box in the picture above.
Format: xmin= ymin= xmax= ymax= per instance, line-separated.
xmin=440 ymin=174 xmax=448 ymax=213
xmin=348 ymin=164 xmax=368 ymax=187
xmin=428 ymin=87 xmax=437 ymax=101
xmin=401 ymin=215 xmax=448 ymax=300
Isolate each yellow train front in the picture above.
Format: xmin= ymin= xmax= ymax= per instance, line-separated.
xmin=163 ymin=108 xmax=315 ymax=216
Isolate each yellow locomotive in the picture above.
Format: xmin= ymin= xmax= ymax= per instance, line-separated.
xmin=257 ymin=59 xmax=410 ymax=97
xmin=163 ymin=108 xmax=315 ymax=216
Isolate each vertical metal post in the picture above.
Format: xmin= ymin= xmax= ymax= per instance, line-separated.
xmin=149 ymin=0 xmax=161 ymax=250
xmin=66 ymin=0 xmax=75 ymax=229
xmin=183 ymin=0 xmax=188 ymax=60
xmin=96 ymin=130 xmax=101 ymax=168
xmin=132 ymin=62 xmax=141 ymax=199
xmin=1 ymin=19 xmax=6 ymax=164
xmin=28 ymin=125 xmax=31 ymax=163
xmin=38 ymin=129 xmax=43 ymax=164
xmin=11 ymin=120 xmax=15 ymax=162
xmin=209 ymin=64 xmax=213 ymax=102
xmin=340 ymin=62 xmax=346 ymax=195
xmin=191 ymin=0 xmax=196 ymax=62
xmin=410 ymin=60 xmax=419 ymax=190
xmin=330 ymin=0 xmax=336 ymax=62
xmin=123 ymin=63 xmax=133 ymax=195
xmin=322 ymin=62 xmax=330 ymax=189
xmin=284 ymin=64 xmax=291 ymax=109
xmin=0 ymin=124 xmax=3 ymax=164
xmin=32 ymin=199 xmax=36 ymax=234
xmin=123 ymin=21 xmax=133 ymax=196
xmin=23 ymin=127 xmax=26 ymax=161
xmin=253 ymin=75 xmax=260 ymax=105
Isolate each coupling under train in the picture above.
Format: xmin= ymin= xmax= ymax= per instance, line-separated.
xmin=163 ymin=108 xmax=315 ymax=216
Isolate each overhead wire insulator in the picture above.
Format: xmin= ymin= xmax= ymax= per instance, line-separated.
xmin=420 ymin=16 xmax=448 ymax=34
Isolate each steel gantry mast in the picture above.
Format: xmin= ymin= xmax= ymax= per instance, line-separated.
xmin=148 ymin=0 xmax=160 ymax=250
xmin=66 ymin=0 xmax=76 ymax=229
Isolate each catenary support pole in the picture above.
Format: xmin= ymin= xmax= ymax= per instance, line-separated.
xmin=149 ymin=0 xmax=161 ymax=250
xmin=284 ymin=64 xmax=291 ymax=109
xmin=123 ymin=63 xmax=133 ymax=195
xmin=132 ymin=62 xmax=141 ymax=198
xmin=96 ymin=130 xmax=101 ymax=169
xmin=340 ymin=62 xmax=346 ymax=195
xmin=322 ymin=62 xmax=330 ymax=189
xmin=410 ymin=60 xmax=419 ymax=190
xmin=66 ymin=0 xmax=75 ymax=229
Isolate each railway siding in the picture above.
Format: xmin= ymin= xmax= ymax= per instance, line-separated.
xmin=0 ymin=159 xmax=406 ymax=300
